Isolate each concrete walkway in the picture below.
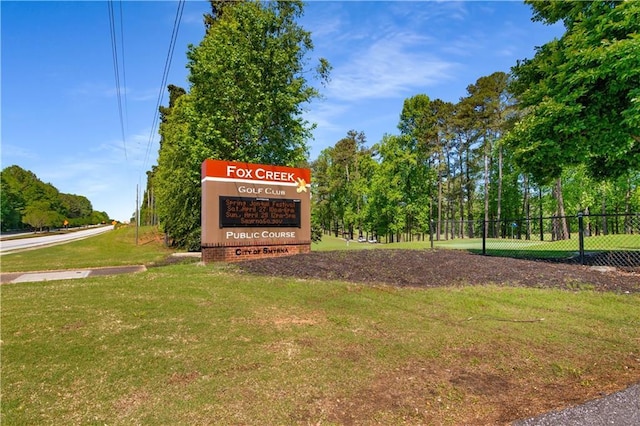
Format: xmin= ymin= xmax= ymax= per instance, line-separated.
xmin=0 ymin=265 xmax=146 ymax=284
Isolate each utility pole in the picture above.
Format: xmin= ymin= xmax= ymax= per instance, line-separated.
xmin=136 ymin=183 xmax=139 ymax=245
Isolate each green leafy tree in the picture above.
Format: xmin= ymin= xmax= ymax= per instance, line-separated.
xmin=398 ymin=94 xmax=437 ymax=238
xmin=90 ymin=211 xmax=110 ymax=225
xmin=1 ymin=165 xmax=61 ymax=212
xmin=310 ymin=148 xmax=334 ymax=235
xmin=462 ymin=72 xmax=511 ymax=238
xmin=154 ymin=91 xmax=210 ymax=250
xmin=1 ymin=165 xmax=62 ymax=229
xmin=1 ymin=165 xmax=109 ymax=230
xmin=153 ymin=0 xmax=329 ymax=249
xmin=187 ymin=0 xmax=330 ymax=166
xmin=509 ymin=0 xmax=640 ymax=181
xmin=367 ymin=134 xmax=416 ymax=242
xmin=310 ymin=131 xmax=376 ymax=239
xmin=1 ymin=173 xmax=23 ymax=231
xmin=60 ymin=193 xmax=93 ymax=225
xmin=22 ymin=201 xmax=63 ymax=232
xmin=327 ymin=131 xmax=371 ymax=239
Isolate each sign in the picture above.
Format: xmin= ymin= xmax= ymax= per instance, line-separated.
xmin=219 ymin=196 xmax=301 ymax=228
xmin=201 ymin=159 xmax=311 ymax=263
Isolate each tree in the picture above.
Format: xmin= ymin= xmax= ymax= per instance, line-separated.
xmin=328 ymin=130 xmax=371 ymax=239
xmin=153 ymin=0 xmax=329 ymax=249
xmin=1 ymin=173 xmax=23 ymax=231
xmin=1 ymin=165 xmax=110 ymax=230
xmin=154 ymin=91 xmax=208 ymax=250
xmin=60 ymin=193 xmax=93 ymax=225
xmin=22 ymin=201 xmax=63 ymax=232
xmin=90 ymin=211 xmax=110 ymax=225
xmin=398 ymin=94 xmax=439 ymax=240
xmin=509 ymin=0 xmax=640 ymax=182
xmin=187 ymin=0 xmax=330 ymax=166
xmin=367 ymin=134 xmax=416 ymax=242
xmin=310 ymin=131 xmax=376 ymax=239
xmin=462 ymin=72 xmax=511 ymax=238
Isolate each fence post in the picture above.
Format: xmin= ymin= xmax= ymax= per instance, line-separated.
xmin=539 ymin=215 xmax=544 ymax=241
xmin=578 ymin=213 xmax=585 ymax=265
xmin=482 ymin=220 xmax=486 ymax=255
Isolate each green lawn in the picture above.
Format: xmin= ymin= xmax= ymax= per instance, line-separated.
xmin=314 ymin=233 xmax=640 ymax=253
xmin=0 ymin=225 xmax=173 ymax=272
xmin=4 ymin=231 xmax=635 ymax=273
xmin=2 ymin=228 xmax=639 ymax=424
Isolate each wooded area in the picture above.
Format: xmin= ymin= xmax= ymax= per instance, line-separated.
xmin=312 ymin=88 xmax=639 ymax=243
xmin=142 ymin=0 xmax=639 ymax=249
xmin=0 ymin=165 xmax=110 ymax=232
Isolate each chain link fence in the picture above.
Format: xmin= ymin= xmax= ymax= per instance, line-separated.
xmin=477 ymin=213 xmax=640 ymax=271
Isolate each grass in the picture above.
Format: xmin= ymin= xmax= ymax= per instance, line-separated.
xmin=2 ymin=229 xmax=639 ymax=424
xmin=312 ymin=235 xmax=474 ymax=251
xmin=314 ymin=233 xmax=640 ymax=254
xmin=0 ymin=226 xmax=173 ymax=272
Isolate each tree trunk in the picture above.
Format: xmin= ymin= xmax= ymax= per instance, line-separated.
xmin=553 ymin=178 xmax=569 ymax=240
xmin=465 ymin=145 xmax=474 ymax=238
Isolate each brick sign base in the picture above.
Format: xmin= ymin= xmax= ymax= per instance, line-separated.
xmin=202 ymin=243 xmax=311 ymax=263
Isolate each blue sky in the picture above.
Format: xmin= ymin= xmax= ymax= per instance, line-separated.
xmin=1 ymin=1 xmax=564 ymax=222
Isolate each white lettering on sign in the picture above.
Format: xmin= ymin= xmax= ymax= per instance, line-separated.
xmin=226 ymin=165 xmax=253 ymax=179
xmin=265 ymin=188 xmax=285 ymax=195
xmin=226 ymin=165 xmax=295 ymax=183
xmin=236 ymin=186 xmax=285 ymax=195
xmin=255 ymin=169 xmax=295 ymax=182
xmin=238 ymin=186 xmax=263 ymax=194
xmin=225 ymin=231 xmax=296 ymax=240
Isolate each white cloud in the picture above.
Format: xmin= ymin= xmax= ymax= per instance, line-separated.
xmin=0 ymin=143 xmax=38 ymax=163
xmin=305 ymin=102 xmax=349 ymax=133
xmin=327 ymin=33 xmax=457 ymax=101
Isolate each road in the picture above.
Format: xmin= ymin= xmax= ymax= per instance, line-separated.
xmin=0 ymin=225 xmax=114 ymax=255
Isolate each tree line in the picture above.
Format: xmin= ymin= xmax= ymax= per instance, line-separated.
xmin=144 ymin=0 xmax=639 ymax=249
xmin=0 ymin=165 xmax=110 ymax=232
xmin=312 ymin=89 xmax=638 ymax=243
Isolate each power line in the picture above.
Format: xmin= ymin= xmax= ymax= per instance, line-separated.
xmin=107 ymin=0 xmax=128 ymax=161
xmin=143 ymin=0 xmax=186 ymax=171
xmin=118 ymin=0 xmax=129 ymax=134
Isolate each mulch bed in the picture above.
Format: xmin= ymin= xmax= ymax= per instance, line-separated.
xmin=237 ymin=249 xmax=640 ymax=293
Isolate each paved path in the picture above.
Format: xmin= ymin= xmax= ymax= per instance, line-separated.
xmin=0 ymin=225 xmax=113 ymax=254
xmin=0 ymin=265 xmax=146 ymax=284
xmin=513 ymin=382 xmax=640 ymax=425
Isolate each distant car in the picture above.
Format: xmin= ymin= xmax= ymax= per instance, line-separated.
xmin=358 ymin=236 xmax=366 ymax=243
xmin=368 ymin=238 xmax=377 ymax=243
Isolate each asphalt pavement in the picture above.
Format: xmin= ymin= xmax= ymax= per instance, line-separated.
xmin=513 ymin=383 xmax=639 ymax=425
xmin=0 ymin=225 xmax=114 ymax=254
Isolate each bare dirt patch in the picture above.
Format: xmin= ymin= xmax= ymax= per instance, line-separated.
xmin=237 ymin=249 xmax=640 ymax=293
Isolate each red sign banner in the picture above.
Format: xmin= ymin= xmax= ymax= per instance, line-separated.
xmin=202 ymin=159 xmax=311 ymax=188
